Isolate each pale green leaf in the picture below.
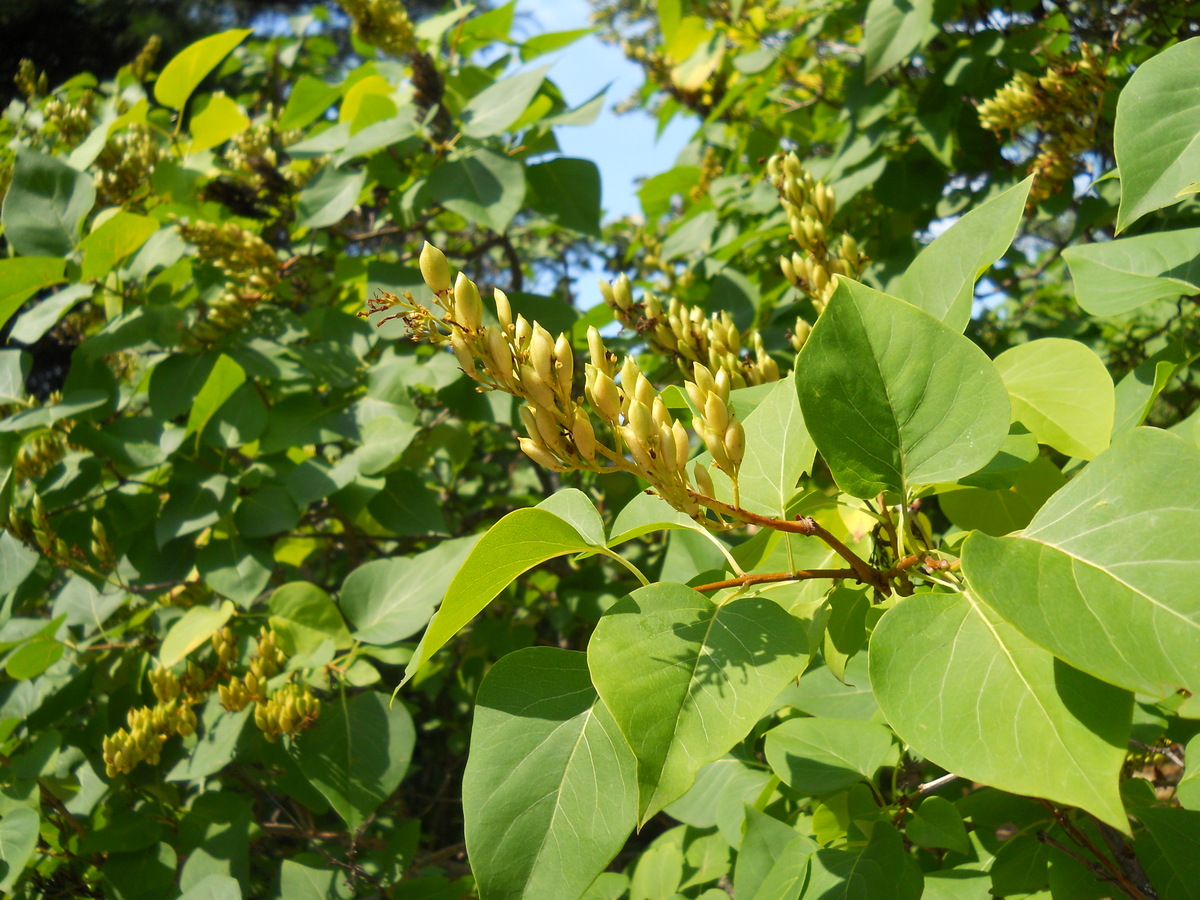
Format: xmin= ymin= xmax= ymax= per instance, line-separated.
xmin=197 ymin=537 xmax=274 ymax=608
xmin=962 ymin=427 xmax=1200 ymax=698
xmin=1134 ymin=808 xmax=1200 ymax=900
xmin=155 ymin=29 xmax=252 ymax=110
xmin=764 ymin=717 xmax=894 ymax=796
xmin=339 ymin=534 xmax=481 ymax=645
xmin=295 ymin=691 xmax=415 ymax=832
xmin=1 ymin=148 xmax=94 ymax=257
xmin=870 ymin=591 xmax=1131 ymax=829
xmin=938 ymin=456 xmax=1066 ymax=536
xmin=461 ymin=67 xmax=549 ymax=138
xmin=267 ymin=582 xmax=353 ymax=657
xmin=520 ymin=28 xmax=596 ymax=62
xmin=796 ymin=280 xmax=1010 ymax=498
xmin=734 ymin=808 xmax=815 ymax=900
xmin=185 ymin=354 xmax=245 ymax=438
xmin=863 ymin=0 xmax=934 ymax=83
xmin=1062 ymin=228 xmax=1200 ymax=316
xmin=187 ymin=93 xmax=250 ymax=153
xmin=4 ymin=639 xmax=64 ymax=680
xmin=401 ymin=508 xmax=598 ymax=684
xmin=991 ymin=337 xmax=1115 ymax=455
xmin=296 ymin=165 xmax=366 ymax=230
xmin=0 ymin=807 xmax=41 ymax=894
xmin=898 ymin=177 xmax=1033 ymax=330
xmin=78 ymin=211 xmax=158 ymax=282
xmin=588 ymin=582 xmax=808 ymax=824
xmin=1115 ymin=37 xmax=1200 ymax=231
xmin=159 ymin=600 xmax=235 ymax=667
xmin=802 ymin=823 xmax=923 ymax=899
xmin=0 ymin=257 xmax=66 ymax=331
xmin=279 ymin=75 xmax=341 ymax=130
xmin=177 ymin=873 xmax=242 ymax=900
xmin=463 ymin=648 xmax=637 ymax=900
xmin=907 ymin=796 xmax=969 ymax=855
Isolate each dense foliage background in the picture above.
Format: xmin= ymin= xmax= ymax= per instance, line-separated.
xmin=3 ymin=0 xmax=1200 ymax=898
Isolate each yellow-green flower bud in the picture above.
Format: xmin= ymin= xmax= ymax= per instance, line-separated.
xmin=554 ymin=334 xmax=573 ymax=398
xmin=704 ymin=393 xmax=729 ymax=435
xmin=724 ymin=419 xmax=745 ymax=470
xmin=612 ymin=274 xmax=633 ymax=311
xmin=494 ymin=288 xmax=513 ymax=331
xmin=587 ymin=368 xmax=622 ymax=422
xmin=450 ymin=331 xmax=476 ymax=374
xmin=693 ymin=462 xmax=715 ymax=497
xmin=571 ymin=408 xmax=597 ymax=461
xmin=454 ymin=271 xmax=483 ymax=331
xmin=672 ymin=420 xmax=690 ymax=471
xmin=420 ymin=242 xmax=452 ymax=294
xmin=519 ymin=437 xmax=570 ymax=471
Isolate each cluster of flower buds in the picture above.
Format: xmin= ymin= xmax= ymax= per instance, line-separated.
xmin=178 ymin=221 xmax=280 ymax=346
xmin=13 ymin=428 xmax=67 ymax=484
xmin=42 ymin=92 xmax=97 ymax=151
xmin=212 ymin=626 xmax=237 ymax=670
xmin=340 ymin=0 xmax=417 ymax=58
xmin=14 ymin=60 xmax=47 ymax=102
xmin=768 ymin=152 xmax=865 ymax=312
xmin=601 ymin=275 xmax=781 ymax=387
xmin=95 ymin=123 xmax=161 ymax=206
xmin=103 ymin=695 xmax=197 ymax=776
xmin=977 ymin=46 xmax=1108 ymax=204
xmin=254 ymin=682 xmax=321 ymax=742
xmin=128 ymin=35 xmax=162 ymax=83
xmin=7 ymin=493 xmax=74 ymax=565
xmin=373 ymin=243 xmax=752 ymax=520
xmin=222 ymin=121 xmax=305 ymax=192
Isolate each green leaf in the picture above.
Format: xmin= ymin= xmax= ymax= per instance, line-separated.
xmin=993 ymin=338 xmax=1114 ymax=459
xmin=461 ymin=66 xmax=549 ymax=138
xmin=159 ymin=600 xmax=235 ymax=667
xmin=1063 ymin=227 xmax=1200 ymax=316
xmin=802 ymin=822 xmax=923 ymax=899
xmin=734 ymin=808 xmax=815 ymax=900
xmin=401 ymin=508 xmax=601 ymax=684
xmin=1 ymin=148 xmax=95 ymax=257
xmin=870 ymin=591 xmax=1131 ymax=829
xmin=154 ymin=29 xmax=252 ymax=110
xmin=1114 ymin=37 xmax=1200 ymax=231
xmin=796 ymin=280 xmax=1010 ymax=498
xmin=536 ymin=488 xmax=607 ymax=548
xmin=77 ymin=212 xmax=158 ymax=282
xmin=267 ymin=582 xmax=352 ymax=658
xmin=1178 ymin=734 xmax=1200 ymax=810
xmin=1134 ymin=808 xmax=1200 ymax=900
xmin=185 ymin=354 xmax=246 ymax=438
xmin=962 ymin=427 xmax=1200 ymax=698
xmin=862 ymin=0 xmax=934 ymax=83
xmin=588 ymin=582 xmax=808 ymax=824
xmin=520 ymin=28 xmax=595 ymax=61
xmin=428 ymin=149 xmax=526 ymax=233
xmin=339 ymin=535 xmax=481 ymax=644
xmin=0 ymin=257 xmax=66 ymax=332
xmin=527 ymin=158 xmax=602 ymax=237
xmin=177 ymin=874 xmax=242 ymax=900
xmin=763 ymin=717 xmax=894 ymax=796
xmin=0 ymin=350 xmax=30 ymax=406
xmin=5 ymin=639 xmax=64 ymax=680
xmin=608 ymin=491 xmax=703 ymax=547
xmin=1113 ymin=342 xmax=1197 ymax=437
xmin=188 ymin=93 xmax=250 ymax=153
xmin=295 ymin=691 xmax=415 ymax=832
xmin=898 ymin=177 xmax=1033 ymax=331
xmin=906 ymin=796 xmax=970 ymax=855
xmin=729 ymin=378 xmax=815 ymax=517
xmin=279 ymin=861 xmax=342 ymax=900
xmin=938 ymin=456 xmax=1067 ymax=536
xmin=296 ymin=165 xmax=366 ymax=230
xmin=279 ymin=75 xmax=341 ymax=130
xmin=463 ymin=647 xmax=637 ymax=900
xmin=0 ymin=807 xmax=41 ymax=894
xmin=234 ymin=486 xmax=301 ymax=538
xmin=665 ymin=759 xmax=773 ymax=846
xmin=366 ymin=470 xmax=446 ymax=536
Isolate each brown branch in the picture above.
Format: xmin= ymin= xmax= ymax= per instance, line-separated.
xmin=689 ymin=491 xmax=888 ymax=590
xmin=693 ymin=568 xmax=858 ymax=593
xmin=1038 ymin=801 xmax=1153 ymax=900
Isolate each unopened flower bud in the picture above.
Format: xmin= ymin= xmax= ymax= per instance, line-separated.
xmin=693 ymin=462 xmax=715 ymax=497
xmin=454 ymin=271 xmax=483 ymax=331
xmin=419 ymin=242 xmax=452 ymax=294
xmin=494 ymin=288 xmax=513 ymax=330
